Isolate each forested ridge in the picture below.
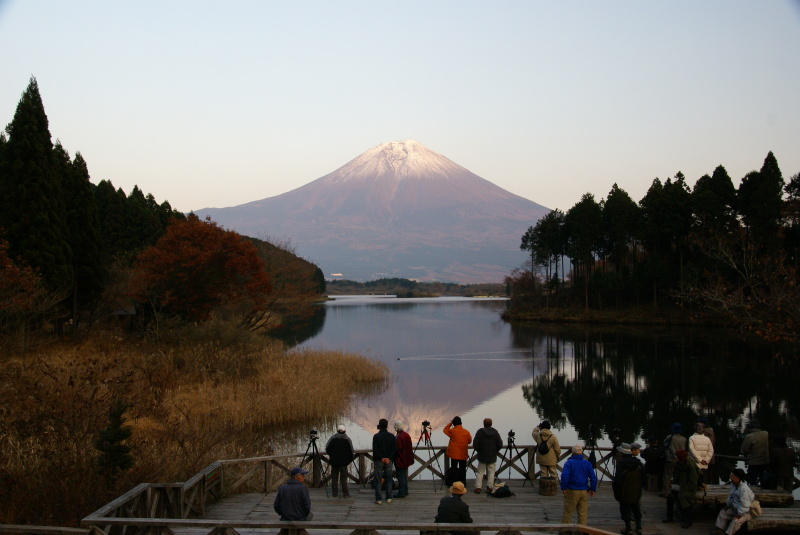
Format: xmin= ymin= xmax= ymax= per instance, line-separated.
xmin=509 ymin=152 xmax=800 ymax=343
xmin=0 ymin=77 xmax=326 ymax=348
xmin=0 ymin=78 xmax=388 ymax=527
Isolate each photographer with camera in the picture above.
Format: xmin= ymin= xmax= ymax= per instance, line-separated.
xmin=325 ymin=425 xmax=354 ymax=498
xmin=532 ymin=420 xmax=560 ymax=478
xmin=443 ymin=416 xmax=472 ymax=486
xmin=472 ymin=417 xmax=503 ymax=494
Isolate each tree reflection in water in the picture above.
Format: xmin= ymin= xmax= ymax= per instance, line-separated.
xmin=519 ymin=326 xmax=800 ymax=459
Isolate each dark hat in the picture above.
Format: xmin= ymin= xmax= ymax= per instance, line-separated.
xmin=698 ymin=416 xmax=709 ymax=425
xmin=630 ymin=442 xmax=642 ymax=451
xmin=731 ymin=468 xmax=747 ymax=482
xmin=671 ymin=422 xmax=682 ymax=433
xmin=540 ymin=420 xmax=551 ymax=430
xmin=647 ymin=435 xmax=657 ymax=444
xmin=452 ymin=416 xmax=462 ymax=426
xmin=378 ymin=418 xmax=389 ymax=429
xmin=290 ymin=467 xmax=309 ymax=477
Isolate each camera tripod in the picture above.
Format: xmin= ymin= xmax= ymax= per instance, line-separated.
xmin=414 ymin=422 xmax=445 ymax=490
xmin=585 ymin=427 xmax=616 ymax=483
xmin=502 ymin=431 xmax=532 ymax=487
xmin=300 ymin=431 xmax=329 ymax=497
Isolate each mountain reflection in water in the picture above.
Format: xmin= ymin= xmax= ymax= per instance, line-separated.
xmin=292 ymin=296 xmax=800 ymax=476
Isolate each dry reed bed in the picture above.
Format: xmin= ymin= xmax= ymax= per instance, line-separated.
xmin=0 ymin=327 xmax=389 ymax=526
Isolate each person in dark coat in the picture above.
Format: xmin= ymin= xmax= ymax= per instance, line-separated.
xmin=393 ymin=420 xmax=413 ymax=498
xmin=274 ymin=466 xmax=312 ymax=525
xmin=662 ymin=423 xmax=687 ymax=495
xmin=472 ymin=417 xmax=503 ymax=493
xmin=663 ymin=449 xmax=701 ymax=529
xmin=741 ymin=420 xmax=769 ymax=485
xmin=640 ymin=436 xmax=663 ymax=490
xmin=770 ymin=435 xmax=797 ymax=491
xmin=614 ymin=443 xmax=644 ymax=535
xmin=433 ymin=481 xmax=473 ymax=535
xmin=325 ymin=424 xmax=354 ymax=498
xmin=372 ymin=418 xmax=397 ymax=504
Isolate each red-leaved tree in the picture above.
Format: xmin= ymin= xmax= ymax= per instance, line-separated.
xmin=130 ymin=216 xmax=272 ymax=323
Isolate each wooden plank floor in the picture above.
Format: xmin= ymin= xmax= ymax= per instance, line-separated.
xmin=180 ymin=480 xmax=798 ymax=535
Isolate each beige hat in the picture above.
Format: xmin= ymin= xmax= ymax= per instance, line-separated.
xmin=449 ymin=481 xmax=467 ymax=495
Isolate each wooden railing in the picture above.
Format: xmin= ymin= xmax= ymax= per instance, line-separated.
xmin=81 ymin=445 xmax=617 ymax=535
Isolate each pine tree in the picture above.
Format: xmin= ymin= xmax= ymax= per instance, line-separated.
xmin=0 ymin=77 xmax=73 ymax=291
xmin=56 ymin=144 xmax=105 ymax=315
xmin=95 ymin=399 xmax=133 ymax=482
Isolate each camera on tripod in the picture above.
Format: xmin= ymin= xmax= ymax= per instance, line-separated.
xmin=508 ymin=429 xmax=515 ymax=438
xmin=422 ymin=420 xmax=430 ymax=428
xmin=309 ymin=429 xmax=318 ymax=440
xmin=610 ymin=428 xmax=622 ymax=447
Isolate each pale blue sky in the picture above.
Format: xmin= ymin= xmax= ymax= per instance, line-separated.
xmin=1 ymin=1 xmax=799 ymax=214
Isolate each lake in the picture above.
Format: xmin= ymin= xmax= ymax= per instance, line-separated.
xmin=293 ymin=295 xmax=799 ymax=491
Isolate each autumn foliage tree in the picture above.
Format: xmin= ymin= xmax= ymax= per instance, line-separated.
xmin=130 ymin=216 xmax=272 ymax=324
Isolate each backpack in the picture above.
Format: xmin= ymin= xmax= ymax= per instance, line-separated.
xmin=489 ymin=482 xmax=514 ymax=498
xmin=537 ymin=437 xmax=550 ymax=455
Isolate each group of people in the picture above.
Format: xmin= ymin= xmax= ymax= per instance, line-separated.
xmin=273 ymin=416 xmax=796 ymax=535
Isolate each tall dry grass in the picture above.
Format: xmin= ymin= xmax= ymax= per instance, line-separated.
xmin=0 ymin=321 xmax=388 ymax=526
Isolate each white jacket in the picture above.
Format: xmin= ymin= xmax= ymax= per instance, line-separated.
xmin=688 ymin=433 xmax=714 ymax=468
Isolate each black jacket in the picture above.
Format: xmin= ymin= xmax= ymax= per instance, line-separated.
xmin=273 ymin=478 xmax=311 ymax=521
xmin=325 ymin=432 xmax=355 ymax=467
xmin=435 ymin=495 xmax=473 ymax=535
xmin=473 ymin=426 xmax=503 ymax=464
xmin=372 ymin=429 xmax=397 ymax=461
xmin=613 ymin=454 xmax=643 ymax=504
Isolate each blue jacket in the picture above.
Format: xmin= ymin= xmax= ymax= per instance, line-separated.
xmin=560 ymin=454 xmax=597 ymax=492
xmin=273 ymin=478 xmax=311 ymax=521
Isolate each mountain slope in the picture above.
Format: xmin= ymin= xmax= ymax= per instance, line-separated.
xmin=196 ymin=140 xmax=549 ymax=282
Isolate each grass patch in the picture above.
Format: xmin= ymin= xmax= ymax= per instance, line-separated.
xmin=0 ymin=323 xmax=388 ymax=525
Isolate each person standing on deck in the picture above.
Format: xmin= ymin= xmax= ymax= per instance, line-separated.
xmin=560 ymin=444 xmax=597 ymax=526
xmin=325 ymin=424 xmax=354 ymax=498
xmin=472 ymin=417 xmax=503 ymax=494
xmin=372 ymin=418 xmax=397 ymax=504
xmin=688 ymin=423 xmax=713 ymax=486
xmin=698 ymin=417 xmax=719 ymax=483
xmin=443 ymin=416 xmax=472 ymax=485
xmin=533 ymin=420 xmax=560 ymax=478
xmin=662 ymin=449 xmax=701 ymax=529
xmin=613 ymin=442 xmax=644 ymax=535
xmin=393 ymin=420 xmax=413 ymax=498
xmin=661 ymin=423 xmax=687 ymax=496
xmin=740 ymin=420 xmax=769 ymax=486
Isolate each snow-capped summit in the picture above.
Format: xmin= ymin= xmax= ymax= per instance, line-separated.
xmin=325 ymin=140 xmax=469 ymax=184
xmin=196 ymin=140 xmax=549 ymax=283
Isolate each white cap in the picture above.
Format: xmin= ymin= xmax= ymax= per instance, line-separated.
xmin=337 ymin=425 xmax=346 ymax=432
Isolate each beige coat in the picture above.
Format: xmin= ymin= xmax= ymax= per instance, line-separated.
xmin=532 ymin=427 xmax=560 ymax=466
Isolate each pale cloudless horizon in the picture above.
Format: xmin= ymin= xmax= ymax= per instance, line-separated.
xmin=1 ymin=1 xmax=799 ymax=215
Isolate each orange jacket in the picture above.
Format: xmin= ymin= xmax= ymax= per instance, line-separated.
xmin=443 ymin=423 xmax=472 ymax=461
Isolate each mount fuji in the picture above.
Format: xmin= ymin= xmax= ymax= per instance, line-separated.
xmin=195 ymin=140 xmax=549 ymax=283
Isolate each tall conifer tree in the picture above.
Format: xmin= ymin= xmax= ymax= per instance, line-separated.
xmin=0 ymin=77 xmax=72 ymax=291
xmin=56 ymin=143 xmax=105 ymax=313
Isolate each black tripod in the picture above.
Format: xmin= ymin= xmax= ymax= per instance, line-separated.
xmin=502 ymin=430 xmax=532 ymax=487
xmin=585 ymin=424 xmax=615 ymax=483
xmin=300 ymin=430 xmax=329 ymax=497
xmin=414 ymin=421 xmax=445 ymax=490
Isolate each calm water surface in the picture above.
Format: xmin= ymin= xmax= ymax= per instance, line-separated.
xmin=293 ymin=295 xmax=799 ymax=491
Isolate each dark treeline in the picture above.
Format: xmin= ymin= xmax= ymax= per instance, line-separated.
xmin=327 ymin=277 xmax=506 ymax=297
xmin=0 ymin=77 xmax=324 ymax=350
xmin=509 ymin=152 xmax=800 ymax=344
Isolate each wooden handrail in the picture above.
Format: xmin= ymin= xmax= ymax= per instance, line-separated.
xmin=83 ymin=445 xmax=617 ymax=526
